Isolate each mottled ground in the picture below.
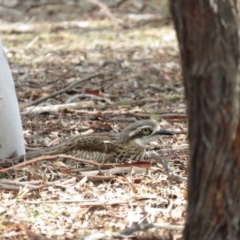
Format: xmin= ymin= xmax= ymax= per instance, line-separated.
xmin=0 ymin=1 xmax=187 ymax=239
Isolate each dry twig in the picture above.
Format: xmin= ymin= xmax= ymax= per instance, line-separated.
xmin=22 ymin=101 xmax=95 ymax=115
xmin=0 ymin=154 xmax=101 ymax=172
xmin=29 ymin=73 xmax=103 ymax=106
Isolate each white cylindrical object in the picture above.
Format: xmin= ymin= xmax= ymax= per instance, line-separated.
xmin=0 ymin=39 xmax=25 ymax=158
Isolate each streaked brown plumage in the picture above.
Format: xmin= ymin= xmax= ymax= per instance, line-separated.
xmin=0 ymin=120 xmax=174 ymax=167
xmin=26 ymin=119 xmax=174 ymax=163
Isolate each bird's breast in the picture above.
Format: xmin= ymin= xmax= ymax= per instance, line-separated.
xmin=110 ymin=141 xmax=146 ymax=162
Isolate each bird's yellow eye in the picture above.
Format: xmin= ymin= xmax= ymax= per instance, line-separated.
xmin=141 ymin=127 xmax=152 ymax=135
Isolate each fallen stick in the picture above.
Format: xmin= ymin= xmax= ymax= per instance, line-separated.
xmin=0 ymin=154 xmax=101 ymax=172
xmin=22 ymin=101 xmax=94 ymax=115
xmin=29 ymin=73 xmax=103 ymax=106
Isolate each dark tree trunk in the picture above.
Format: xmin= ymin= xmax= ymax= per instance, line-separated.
xmin=169 ymin=1 xmax=240 ymax=240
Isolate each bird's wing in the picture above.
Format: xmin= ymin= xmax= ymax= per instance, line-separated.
xmin=25 ymin=133 xmax=117 ymax=159
xmin=42 ymin=133 xmax=116 ymax=155
xmin=72 ymin=134 xmax=116 ymax=154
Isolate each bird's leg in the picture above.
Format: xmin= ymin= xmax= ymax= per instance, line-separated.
xmin=150 ymin=150 xmax=186 ymax=183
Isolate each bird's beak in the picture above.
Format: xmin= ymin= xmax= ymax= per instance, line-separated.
xmin=157 ymin=129 xmax=174 ymax=136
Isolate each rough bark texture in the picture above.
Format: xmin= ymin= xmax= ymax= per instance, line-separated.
xmin=169 ymin=1 xmax=240 ymax=240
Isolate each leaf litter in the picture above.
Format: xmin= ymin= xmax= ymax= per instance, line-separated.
xmin=0 ymin=1 xmax=187 ymax=239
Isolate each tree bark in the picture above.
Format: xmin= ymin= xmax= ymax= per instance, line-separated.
xmin=169 ymin=1 xmax=240 ymax=239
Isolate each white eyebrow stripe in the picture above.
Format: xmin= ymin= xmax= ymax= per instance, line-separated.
xmin=128 ymin=129 xmax=139 ymax=137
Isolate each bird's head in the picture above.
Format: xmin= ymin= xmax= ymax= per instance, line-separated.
xmin=119 ymin=119 xmax=174 ymax=147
